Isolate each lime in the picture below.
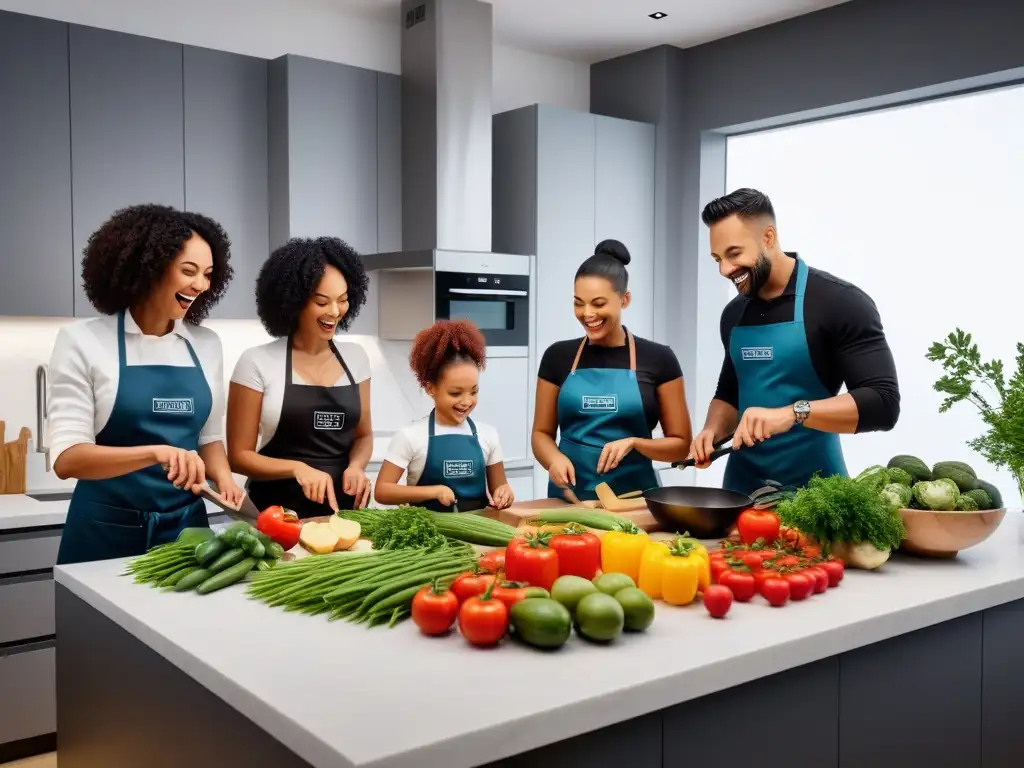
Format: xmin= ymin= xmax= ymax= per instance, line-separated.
xmin=509 ymin=598 xmax=572 ymax=649
xmin=592 ymin=572 xmax=636 ymax=596
xmin=550 ymin=575 xmax=598 ymax=615
xmin=614 ymin=587 xmax=655 ymax=632
xmin=575 ymin=592 xmax=625 ymax=642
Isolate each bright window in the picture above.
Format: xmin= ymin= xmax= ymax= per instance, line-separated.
xmin=723 ymin=84 xmax=1023 ymax=503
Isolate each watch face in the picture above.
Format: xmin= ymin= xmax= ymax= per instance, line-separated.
xmin=794 ymin=401 xmax=811 ymax=415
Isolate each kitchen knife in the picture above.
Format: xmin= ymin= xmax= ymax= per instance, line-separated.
xmin=160 ymin=463 xmax=260 ymax=520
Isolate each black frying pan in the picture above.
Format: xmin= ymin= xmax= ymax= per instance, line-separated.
xmin=643 ymin=436 xmax=751 ymax=539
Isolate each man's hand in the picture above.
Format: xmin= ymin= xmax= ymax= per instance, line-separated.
xmin=688 ymin=429 xmax=717 ymax=469
xmin=732 ymin=407 xmax=797 ymax=450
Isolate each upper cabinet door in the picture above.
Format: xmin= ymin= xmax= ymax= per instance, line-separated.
xmin=184 ymin=47 xmax=269 ymax=320
xmin=0 ymin=12 xmax=73 ymax=317
xmin=69 ymin=26 xmax=185 ymax=318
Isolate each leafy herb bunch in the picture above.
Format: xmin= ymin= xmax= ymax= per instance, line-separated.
xmin=927 ymin=329 xmax=1024 ymax=501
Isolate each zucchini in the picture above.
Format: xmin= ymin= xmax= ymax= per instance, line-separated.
xmin=528 ymin=509 xmax=628 ymax=531
xmin=196 ymin=557 xmax=257 ymax=594
xmin=264 ymin=541 xmax=285 ymax=560
xmin=208 ymin=547 xmax=247 ymax=573
xmin=159 ymin=565 xmax=199 ymax=588
xmin=195 ymin=537 xmax=227 ymax=567
xmin=250 ymin=540 xmax=266 ymax=558
xmin=174 ymin=568 xmax=213 ymax=592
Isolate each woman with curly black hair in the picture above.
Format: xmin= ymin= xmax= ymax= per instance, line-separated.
xmin=48 ymin=203 xmax=243 ymax=565
xmin=227 ymin=237 xmax=373 ymax=517
xmin=374 ymin=320 xmax=514 ymax=512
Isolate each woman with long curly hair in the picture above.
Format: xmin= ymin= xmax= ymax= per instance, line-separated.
xmin=374 ymin=320 xmax=514 ymax=512
xmin=49 ymin=204 xmax=242 ymax=564
xmin=227 ymin=237 xmax=373 ymax=517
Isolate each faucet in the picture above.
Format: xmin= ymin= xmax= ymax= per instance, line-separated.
xmin=36 ymin=364 xmax=50 ymax=472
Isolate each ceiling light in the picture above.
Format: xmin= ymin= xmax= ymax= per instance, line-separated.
xmin=648 ymin=12 xmax=667 ymax=20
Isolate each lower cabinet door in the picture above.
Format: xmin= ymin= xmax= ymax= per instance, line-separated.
xmin=0 ymin=643 xmax=56 ymax=744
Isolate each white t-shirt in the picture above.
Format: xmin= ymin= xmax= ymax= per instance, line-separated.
xmin=47 ymin=313 xmax=226 ymax=463
xmin=230 ymin=337 xmax=371 ymax=449
xmin=384 ymin=416 xmax=503 ymax=486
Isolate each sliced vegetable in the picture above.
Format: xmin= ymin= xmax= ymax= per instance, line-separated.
xmin=299 ymin=522 xmax=341 ymax=554
xmin=327 ymin=516 xmax=361 ymax=551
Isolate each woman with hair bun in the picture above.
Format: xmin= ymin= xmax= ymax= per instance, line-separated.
xmin=532 ymin=239 xmax=693 ymax=501
xmin=374 ymin=320 xmax=514 ymax=512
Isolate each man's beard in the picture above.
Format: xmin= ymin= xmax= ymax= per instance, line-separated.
xmin=736 ymin=252 xmax=773 ymax=297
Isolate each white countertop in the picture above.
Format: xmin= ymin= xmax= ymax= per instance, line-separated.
xmin=53 ymin=513 xmax=1024 ymax=768
xmin=0 ymin=494 xmax=234 ymax=531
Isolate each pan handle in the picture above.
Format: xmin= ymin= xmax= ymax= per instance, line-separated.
xmin=671 ymin=433 xmax=735 ymax=469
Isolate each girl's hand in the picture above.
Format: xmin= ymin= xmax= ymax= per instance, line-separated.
xmin=342 ymin=466 xmax=372 ymax=510
xmin=487 ymin=484 xmax=515 ymax=510
xmin=433 ymin=485 xmax=457 ymax=507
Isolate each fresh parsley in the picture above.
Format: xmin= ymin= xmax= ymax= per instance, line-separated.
xmin=927 ymin=329 xmax=1024 ymax=501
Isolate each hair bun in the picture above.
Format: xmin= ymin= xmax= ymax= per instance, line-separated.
xmin=594 ymin=239 xmax=631 ymax=266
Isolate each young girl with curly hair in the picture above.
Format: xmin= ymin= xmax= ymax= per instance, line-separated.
xmin=374 ymin=320 xmax=514 ymax=512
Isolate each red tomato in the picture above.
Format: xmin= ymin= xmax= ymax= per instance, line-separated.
xmin=710 ymin=560 xmax=730 ymax=583
xmin=776 ymin=555 xmax=801 ymax=568
xmin=504 ymin=534 xmax=559 ymax=590
xmin=742 ymin=553 xmax=763 ymax=572
xmin=820 ymin=559 xmax=845 ymax=587
xmin=450 ymin=571 xmax=496 ymax=603
xmin=784 ymin=572 xmax=814 ymax=601
xmin=805 ymin=566 xmax=829 ymax=594
xmin=478 ymin=549 xmax=506 ymax=573
xmin=490 ymin=582 xmax=548 ymax=610
xmin=255 ymin=506 xmax=302 ymax=551
xmin=721 ymin=570 xmax=756 ymax=602
xmin=753 ymin=569 xmax=776 ymax=594
xmin=802 ymin=545 xmax=822 ymax=560
xmin=411 ymin=583 xmax=460 ymax=635
xmin=458 ymin=593 xmax=509 ymax=647
xmin=736 ymin=509 xmax=781 ymax=545
xmin=547 ymin=527 xmax=601 ymax=579
xmin=761 ymin=577 xmax=790 ymax=607
xmin=703 ymin=585 xmax=733 ymax=618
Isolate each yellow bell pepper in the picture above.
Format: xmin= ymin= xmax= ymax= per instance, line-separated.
xmin=600 ymin=523 xmax=650 ymax=583
xmin=638 ymin=536 xmax=707 ymax=606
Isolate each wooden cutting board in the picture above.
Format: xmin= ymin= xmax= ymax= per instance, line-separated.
xmin=482 ymin=498 xmax=660 ymax=532
xmin=0 ymin=423 xmax=32 ymax=495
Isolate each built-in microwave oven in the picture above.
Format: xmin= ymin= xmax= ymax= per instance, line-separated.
xmin=435 ymin=270 xmax=529 ymax=348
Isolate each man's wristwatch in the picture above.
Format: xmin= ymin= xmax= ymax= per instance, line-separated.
xmin=793 ymin=400 xmax=811 ymax=425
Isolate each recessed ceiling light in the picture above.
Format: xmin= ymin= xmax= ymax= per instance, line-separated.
xmin=648 ymin=12 xmax=667 ymax=20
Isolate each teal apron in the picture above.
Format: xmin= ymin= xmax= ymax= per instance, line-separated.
xmin=57 ymin=311 xmax=213 ymax=565
xmin=722 ymin=258 xmax=847 ymax=496
xmin=414 ymin=410 xmax=488 ymax=512
xmin=548 ymin=330 xmax=659 ymax=501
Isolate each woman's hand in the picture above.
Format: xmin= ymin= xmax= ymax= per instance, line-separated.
xmin=212 ymin=474 xmax=245 ymax=508
xmin=292 ymin=462 xmax=339 ymax=511
xmin=342 ymin=466 xmax=372 ymax=510
xmin=547 ymin=452 xmax=576 ymax=490
xmin=688 ymin=428 xmax=717 ymax=469
xmin=154 ymin=446 xmax=206 ymax=493
xmin=597 ymin=437 xmax=636 ymax=474
xmin=433 ymin=485 xmax=457 ymax=507
xmin=487 ymin=484 xmax=515 ymax=510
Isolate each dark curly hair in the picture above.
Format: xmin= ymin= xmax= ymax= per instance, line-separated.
xmin=81 ymin=204 xmax=232 ymax=324
xmin=255 ymin=237 xmax=369 ymax=337
xmin=410 ymin=320 xmax=486 ymax=389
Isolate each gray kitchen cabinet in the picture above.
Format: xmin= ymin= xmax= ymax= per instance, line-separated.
xmin=267 ymin=55 xmax=379 ymax=255
xmin=70 ymin=25 xmax=185 ymax=317
xmin=184 ymin=46 xmax=269 ymax=319
xmin=376 ymin=72 xmax=402 ymax=255
xmin=0 ymin=12 xmax=74 ymax=317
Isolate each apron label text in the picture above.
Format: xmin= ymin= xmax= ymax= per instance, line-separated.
xmin=313 ymin=411 xmax=345 ymax=431
xmin=740 ymin=346 xmax=774 ymax=361
xmin=152 ymin=397 xmax=195 ymax=415
xmin=443 ymin=460 xmax=475 ymax=478
xmin=581 ymin=395 xmax=618 ymax=412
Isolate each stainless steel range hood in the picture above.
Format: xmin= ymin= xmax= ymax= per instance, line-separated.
xmin=363 ymin=0 xmax=498 ymax=270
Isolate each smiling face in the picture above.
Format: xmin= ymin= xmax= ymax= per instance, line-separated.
xmin=573 ymin=276 xmax=630 ymax=343
xmin=427 ymin=361 xmax=479 ymax=425
xmin=299 ymin=265 xmax=349 ymax=339
xmin=709 ymin=213 xmax=777 ymax=297
xmin=154 ymin=233 xmax=213 ymax=321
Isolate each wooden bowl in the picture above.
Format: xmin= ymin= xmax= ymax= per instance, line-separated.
xmin=897 ymin=507 xmax=1007 ymax=558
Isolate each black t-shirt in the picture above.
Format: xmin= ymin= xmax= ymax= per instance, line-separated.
xmin=538 ymin=332 xmax=683 ymax=431
xmin=714 ymin=259 xmax=900 ymax=433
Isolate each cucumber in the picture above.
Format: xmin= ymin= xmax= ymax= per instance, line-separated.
xmin=159 ymin=565 xmax=199 ymax=588
xmin=208 ymin=547 xmax=247 ymax=573
xmin=250 ymin=540 xmax=266 ymax=558
xmin=174 ymin=568 xmax=213 ymax=592
xmin=195 ymin=537 xmax=227 ymax=566
xmin=265 ymin=541 xmax=285 ymax=560
xmin=253 ymin=530 xmax=274 ymax=547
xmin=196 ymin=557 xmax=257 ymax=595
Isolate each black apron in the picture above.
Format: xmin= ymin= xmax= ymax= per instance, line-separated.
xmin=246 ymin=339 xmax=361 ymax=518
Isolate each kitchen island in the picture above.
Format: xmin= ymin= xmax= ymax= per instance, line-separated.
xmin=54 ymin=513 xmax=1024 ymax=768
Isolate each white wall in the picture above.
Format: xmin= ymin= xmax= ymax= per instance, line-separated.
xmin=718 ymin=83 xmax=1024 ymax=505
xmin=0 ymin=0 xmax=590 ymax=113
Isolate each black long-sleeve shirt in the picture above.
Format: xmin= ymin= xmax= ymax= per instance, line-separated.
xmin=714 ymin=259 xmax=900 ymax=433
